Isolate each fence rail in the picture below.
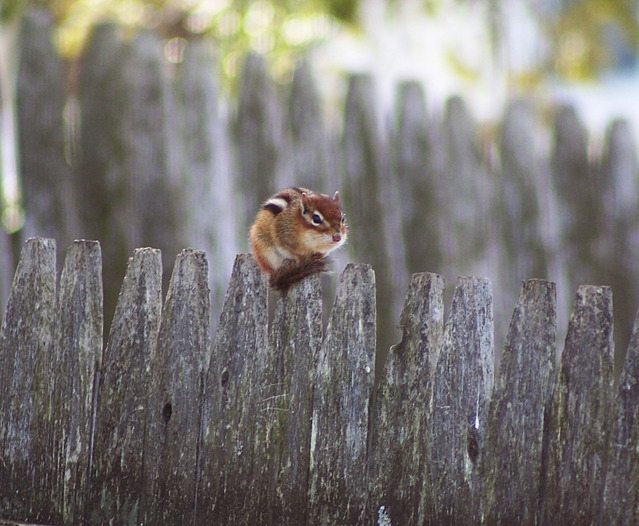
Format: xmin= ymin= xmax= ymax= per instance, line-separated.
xmin=1 ymin=238 xmax=638 ymax=525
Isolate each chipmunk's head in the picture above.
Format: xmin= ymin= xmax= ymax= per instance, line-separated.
xmin=300 ymin=190 xmax=348 ymax=255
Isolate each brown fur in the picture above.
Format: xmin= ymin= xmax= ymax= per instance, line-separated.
xmin=249 ymin=187 xmax=347 ymax=290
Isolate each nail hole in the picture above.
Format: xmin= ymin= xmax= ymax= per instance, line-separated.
xmin=162 ymin=402 xmax=172 ymax=423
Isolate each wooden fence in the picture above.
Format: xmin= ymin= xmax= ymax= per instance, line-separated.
xmin=1 ymin=237 xmax=638 ymax=525
xmin=4 ymin=10 xmax=639 ymax=362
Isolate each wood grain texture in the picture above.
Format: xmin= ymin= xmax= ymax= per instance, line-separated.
xmin=54 ymin=240 xmax=103 ymax=524
xmin=426 ymin=276 xmax=494 ymax=525
xmin=603 ymin=311 xmax=639 ymax=524
xmin=89 ymin=248 xmax=162 ymax=525
xmin=197 ymin=254 xmax=269 ymax=524
xmin=308 ymin=263 xmax=376 ymax=525
xmin=0 ymin=239 xmax=56 ymax=522
xmin=265 ymin=274 xmax=323 ymax=524
xmin=368 ymin=272 xmax=445 ymax=525
xmin=482 ymin=279 xmax=557 ymax=525
xmin=142 ymin=249 xmax=210 ymax=525
xmin=541 ymin=285 xmax=614 ymax=524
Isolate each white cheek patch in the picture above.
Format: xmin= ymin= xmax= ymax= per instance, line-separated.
xmin=302 ymin=231 xmax=345 ymax=255
xmin=264 ymin=245 xmax=294 ymax=270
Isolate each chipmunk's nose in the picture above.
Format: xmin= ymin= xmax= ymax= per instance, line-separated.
xmin=332 ymin=234 xmax=342 ymax=243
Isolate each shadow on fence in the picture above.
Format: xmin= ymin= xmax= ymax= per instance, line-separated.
xmin=1 ymin=238 xmax=638 ymax=525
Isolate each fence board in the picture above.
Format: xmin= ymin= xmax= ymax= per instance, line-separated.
xmin=266 ymin=275 xmax=323 ymax=524
xmin=177 ymin=40 xmax=238 ymax=323
xmin=541 ymin=285 xmax=614 ymax=524
xmin=482 ymin=279 xmax=557 ymax=524
xmin=603 ymin=311 xmax=639 ymax=524
xmin=54 ymin=240 xmax=103 ymax=525
xmin=308 ymin=263 xmax=376 ymax=525
xmin=142 ymin=249 xmax=210 ymax=525
xmin=0 ymin=226 xmax=12 ymax=320
xmin=426 ymin=276 xmax=494 ymax=524
xmin=287 ymin=60 xmax=331 ymax=190
xmin=342 ymin=75 xmax=403 ymax=353
xmin=394 ymin=81 xmax=443 ymax=276
xmin=551 ymin=105 xmax=596 ymax=288
xmin=0 ymin=239 xmax=56 ymax=522
xmin=235 ymin=53 xmax=291 ymax=230
xmin=369 ymin=272 xmax=445 ymax=525
xmin=89 ymin=248 xmax=162 ymax=525
xmin=17 ymin=11 xmax=77 ymax=251
xmin=197 ymin=254 xmax=269 ymax=524
xmin=600 ymin=119 xmax=639 ymax=362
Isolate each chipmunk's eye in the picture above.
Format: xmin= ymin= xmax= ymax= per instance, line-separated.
xmin=312 ymin=213 xmax=323 ymax=225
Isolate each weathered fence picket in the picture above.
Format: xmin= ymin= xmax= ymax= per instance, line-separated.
xmin=89 ymin=247 xmax=162 ymax=524
xmin=603 ymin=312 xmax=639 ymax=524
xmin=369 ymin=272 xmax=445 ymax=525
xmin=197 ymin=254 xmax=269 ymax=524
xmin=541 ymin=285 xmax=614 ymax=524
xmin=308 ymin=264 xmax=376 ymax=525
xmin=0 ymin=239 xmax=56 ymax=522
xmin=265 ymin=274 xmax=323 ymax=524
xmin=142 ymin=249 xmax=210 ymax=525
xmin=55 ymin=241 xmax=103 ymax=524
xmin=426 ymin=276 xmax=494 ymax=524
xmin=2 ymin=239 xmax=639 ymax=524
xmin=482 ymin=279 xmax=557 ymax=524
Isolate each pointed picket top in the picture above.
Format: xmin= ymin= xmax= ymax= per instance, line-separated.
xmin=542 ymin=285 xmax=614 ymax=524
xmin=369 ymin=272 xmax=445 ymax=525
xmin=426 ymin=276 xmax=494 ymax=524
xmin=308 ymin=263 xmax=376 ymax=525
xmin=90 ymin=247 xmax=162 ymax=525
xmin=483 ymin=279 xmax=557 ymax=524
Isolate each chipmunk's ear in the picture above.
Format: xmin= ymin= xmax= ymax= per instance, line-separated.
xmin=301 ymin=191 xmax=310 ymax=214
xmin=333 ymin=191 xmax=340 ymax=205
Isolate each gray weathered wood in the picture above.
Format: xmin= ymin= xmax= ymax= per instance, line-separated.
xmin=89 ymin=248 xmax=162 ymax=525
xmin=0 ymin=238 xmax=56 ymax=521
xmin=177 ymin=40 xmax=239 ymax=325
xmin=287 ymin=60 xmax=330 ymax=190
xmin=482 ymin=279 xmax=557 ymax=525
xmin=439 ymin=97 xmax=496 ymax=279
xmin=551 ymin=104 xmax=596 ymax=288
xmin=235 ymin=53 xmax=291 ymax=230
xmin=17 ymin=10 xmax=77 ymax=252
xmin=394 ymin=81 xmax=443 ymax=276
xmin=197 ymin=254 xmax=269 ymax=524
xmin=54 ymin=240 xmax=103 ymax=525
xmin=76 ymin=27 xmax=182 ymax=326
xmin=142 ymin=249 xmax=210 ymax=525
xmin=369 ymin=272 xmax=445 ymax=525
xmin=599 ymin=119 xmax=639 ymax=361
xmin=0 ymin=222 xmax=12 ymax=320
xmin=426 ymin=276 xmax=494 ymax=524
xmin=603 ymin=310 xmax=639 ymax=524
xmin=308 ymin=264 xmax=376 ymax=525
xmin=263 ymin=274 xmax=323 ymax=524
xmin=342 ymin=75 xmax=403 ymax=354
xmin=541 ymin=285 xmax=614 ymax=524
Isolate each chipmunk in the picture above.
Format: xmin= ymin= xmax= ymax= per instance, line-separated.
xmin=249 ymin=187 xmax=348 ymax=291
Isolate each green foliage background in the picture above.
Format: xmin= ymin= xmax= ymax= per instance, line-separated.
xmin=3 ymin=0 xmax=638 ymax=85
